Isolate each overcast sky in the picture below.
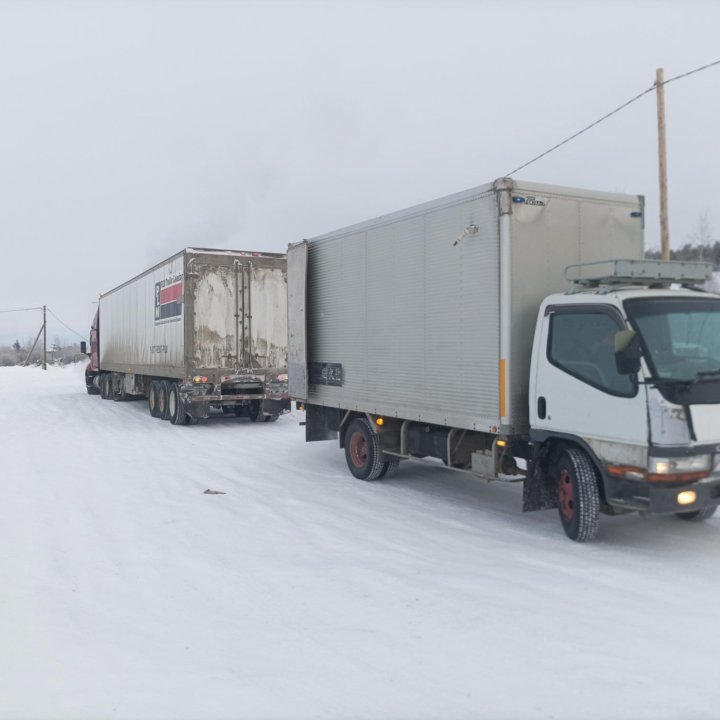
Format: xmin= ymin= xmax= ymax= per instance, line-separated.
xmin=1 ymin=0 xmax=719 ymax=344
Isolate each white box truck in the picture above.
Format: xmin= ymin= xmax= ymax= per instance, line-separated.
xmin=288 ymin=177 xmax=720 ymax=540
xmin=83 ymin=248 xmax=290 ymax=424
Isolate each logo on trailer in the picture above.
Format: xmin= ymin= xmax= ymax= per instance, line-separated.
xmin=155 ymin=273 xmax=184 ymax=323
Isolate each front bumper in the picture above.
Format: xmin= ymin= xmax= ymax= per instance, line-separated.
xmin=604 ymin=474 xmax=720 ymax=514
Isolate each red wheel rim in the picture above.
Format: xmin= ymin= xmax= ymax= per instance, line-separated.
xmin=558 ymin=468 xmax=575 ymax=521
xmin=348 ymin=431 xmax=368 ymax=468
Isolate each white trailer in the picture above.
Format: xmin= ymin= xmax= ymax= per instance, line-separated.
xmin=89 ymin=248 xmax=289 ymax=424
xmin=289 ymin=177 xmax=720 ymax=540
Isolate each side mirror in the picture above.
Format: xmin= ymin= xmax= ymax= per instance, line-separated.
xmin=80 ymin=341 xmax=88 ymax=355
xmin=615 ymin=330 xmax=641 ymax=375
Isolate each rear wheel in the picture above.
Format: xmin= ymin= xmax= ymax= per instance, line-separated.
xmin=157 ymin=381 xmax=171 ymax=420
xmin=100 ymin=373 xmax=112 ymax=400
xmin=248 ymin=400 xmax=261 ymax=422
xmin=148 ymin=381 xmax=160 ymax=417
xmin=556 ymin=448 xmax=600 ymax=542
xmin=676 ymin=505 xmax=718 ymax=521
xmin=378 ymin=457 xmax=400 ymax=479
xmin=344 ymin=418 xmax=384 ymax=481
xmin=168 ymin=382 xmax=189 ymax=425
xmin=263 ymin=413 xmax=279 ymax=423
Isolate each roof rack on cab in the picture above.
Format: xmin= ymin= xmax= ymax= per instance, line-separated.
xmin=564 ymin=259 xmax=713 ymax=289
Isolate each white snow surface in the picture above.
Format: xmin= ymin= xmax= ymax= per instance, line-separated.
xmin=2 ymin=365 xmax=719 ymax=720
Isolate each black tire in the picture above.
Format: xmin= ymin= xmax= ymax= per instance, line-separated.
xmin=248 ymin=400 xmax=261 ymax=422
xmin=100 ymin=373 xmax=111 ymax=400
xmin=676 ymin=505 xmax=718 ymax=521
xmin=86 ymin=385 xmax=100 ymax=396
xmin=157 ymin=380 xmax=171 ymax=420
xmin=378 ymin=457 xmax=400 ymax=479
xmin=344 ymin=418 xmax=384 ymax=481
xmin=168 ymin=382 xmax=189 ymax=425
xmin=556 ymin=448 xmax=600 ymax=542
xmin=263 ymin=414 xmax=279 ymax=423
xmin=148 ymin=381 xmax=160 ymax=417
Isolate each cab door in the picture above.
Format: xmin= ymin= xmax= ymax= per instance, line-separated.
xmin=530 ymin=303 xmax=648 ymax=462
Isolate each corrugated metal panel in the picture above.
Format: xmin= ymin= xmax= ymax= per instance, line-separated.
xmin=288 ymin=241 xmax=308 ymax=397
xmin=508 ymin=180 xmax=644 ymax=432
xmin=306 ymin=187 xmax=500 ymax=431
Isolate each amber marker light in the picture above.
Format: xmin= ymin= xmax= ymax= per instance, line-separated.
xmin=375 ymin=417 xmax=385 ymax=426
xmin=677 ymin=491 xmax=697 ymax=506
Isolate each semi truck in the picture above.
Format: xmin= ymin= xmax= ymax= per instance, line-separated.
xmin=83 ymin=247 xmax=290 ymax=424
xmin=288 ymin=177 xmax=720 ymax=541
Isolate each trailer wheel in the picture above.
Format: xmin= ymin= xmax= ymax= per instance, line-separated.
xmin=378 ymin=457 xmax=400 ymax=479
xmin=556 ymin=448 xmax=600 ymax=542
xmin=263 ymin=414 xmax=279 ymax=423
xmin=168 ymin=383 xmax=189 ymax=425
xmin=248 ymin=400 xmax=261 ymax=422
xmin=148 ymin=381 xmax=160 ymax=417
xmin=344 ymin=418 xmax=384 ymax=481
xmin=676 ymin=505 xmax=718 ymax=521
xmin=100 ymin=374 xmax=112 ymax=400
xmin=157 ymin=381 xmax=171 ymax=420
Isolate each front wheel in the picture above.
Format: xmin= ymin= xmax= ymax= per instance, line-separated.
xmin=556 ymin=448 xmax=600 ymax=542
xmin=344 ymin=418 xmax=384 ymax=481
xmin=676 ymin=505 xmax=717 ymax=521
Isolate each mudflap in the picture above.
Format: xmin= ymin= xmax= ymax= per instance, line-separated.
xmin=262 ymin=398 xmax=291 ymax=416
xmin=523 ymin=457 xmax=558 ymax=512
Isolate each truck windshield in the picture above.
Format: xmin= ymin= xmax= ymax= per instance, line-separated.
xmin=625 ymin=297 xmax=720 ymax=382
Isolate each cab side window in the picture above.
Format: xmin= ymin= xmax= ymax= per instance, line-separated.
xmin=548 ymin=310 xmax=636 ymax=397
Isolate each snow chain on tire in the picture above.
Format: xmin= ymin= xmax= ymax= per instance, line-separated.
xmin=560 ymin=448 xmax=600 ymax=542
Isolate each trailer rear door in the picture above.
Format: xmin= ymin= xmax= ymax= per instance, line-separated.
xmin=288 ymin=241 xmax=308 ymax=399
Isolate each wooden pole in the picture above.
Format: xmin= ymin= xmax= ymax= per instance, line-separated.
xmin=42 ymin=304 xmax=47 ymax=370
xmin=656 ymin=67 xmax=670 ymax=260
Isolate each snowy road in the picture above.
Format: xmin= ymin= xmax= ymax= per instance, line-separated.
xmin=2 ymin=365 xmax=719 ymax=719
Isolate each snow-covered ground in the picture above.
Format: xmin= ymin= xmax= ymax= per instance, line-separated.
xmin=2 ymin=364 xmax=719 ymax=720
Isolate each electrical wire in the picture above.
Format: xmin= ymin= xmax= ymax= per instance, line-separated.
xmin=0 ymin=306 xmax=43 ymax=313
xmin=506 ymin=59 xmax=720 ymax=177
xmin=46 ymin=308 xmax=87 ymax=342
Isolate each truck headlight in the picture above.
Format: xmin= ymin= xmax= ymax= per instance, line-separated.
xmin=647 ymin=454 xmax=712 ymax=482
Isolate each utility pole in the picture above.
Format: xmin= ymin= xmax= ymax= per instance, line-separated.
xmin=656 ymin=67 xmax=670 ymax=260
xmin=42 ymin=305 xmax=47 ymax=370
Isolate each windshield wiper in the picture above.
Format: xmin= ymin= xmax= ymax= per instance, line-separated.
xmin=695 ymin=368 xmax=720 ymax=379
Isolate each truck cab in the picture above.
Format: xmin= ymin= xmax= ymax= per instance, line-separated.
xmin=82 ymin=309 xmax=100 ymax=395
xmin=527 ymin=260 xmax=720 ymax=539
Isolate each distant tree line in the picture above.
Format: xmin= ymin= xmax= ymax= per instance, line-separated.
xmin=0 ymin=339 xmax=83 ymax=367
xmin=645 ymin=212 xmax=719 ymax=267
xmin=645 ymin=242 xmax=720 ymax=267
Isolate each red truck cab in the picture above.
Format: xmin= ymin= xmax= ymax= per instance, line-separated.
xmin=83 ymin=310 xmax=100 ymax=395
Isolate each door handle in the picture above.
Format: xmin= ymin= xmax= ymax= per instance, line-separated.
xmin=537 ymin=396 xmax=547 ymax=420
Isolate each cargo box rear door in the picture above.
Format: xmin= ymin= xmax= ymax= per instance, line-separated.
xmin=191 ymin=261 xmax=241 ymax=370
xmin=287 ymin=240 xmax=308 ymax=398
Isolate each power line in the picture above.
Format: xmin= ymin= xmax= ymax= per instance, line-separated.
xmin=46 ymin=308 xmax=87 ymax=342
xmin=505 ymin=59 xmax=720 ymax=177
xmin=0 ymin=306 xmax=43 ymax=313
